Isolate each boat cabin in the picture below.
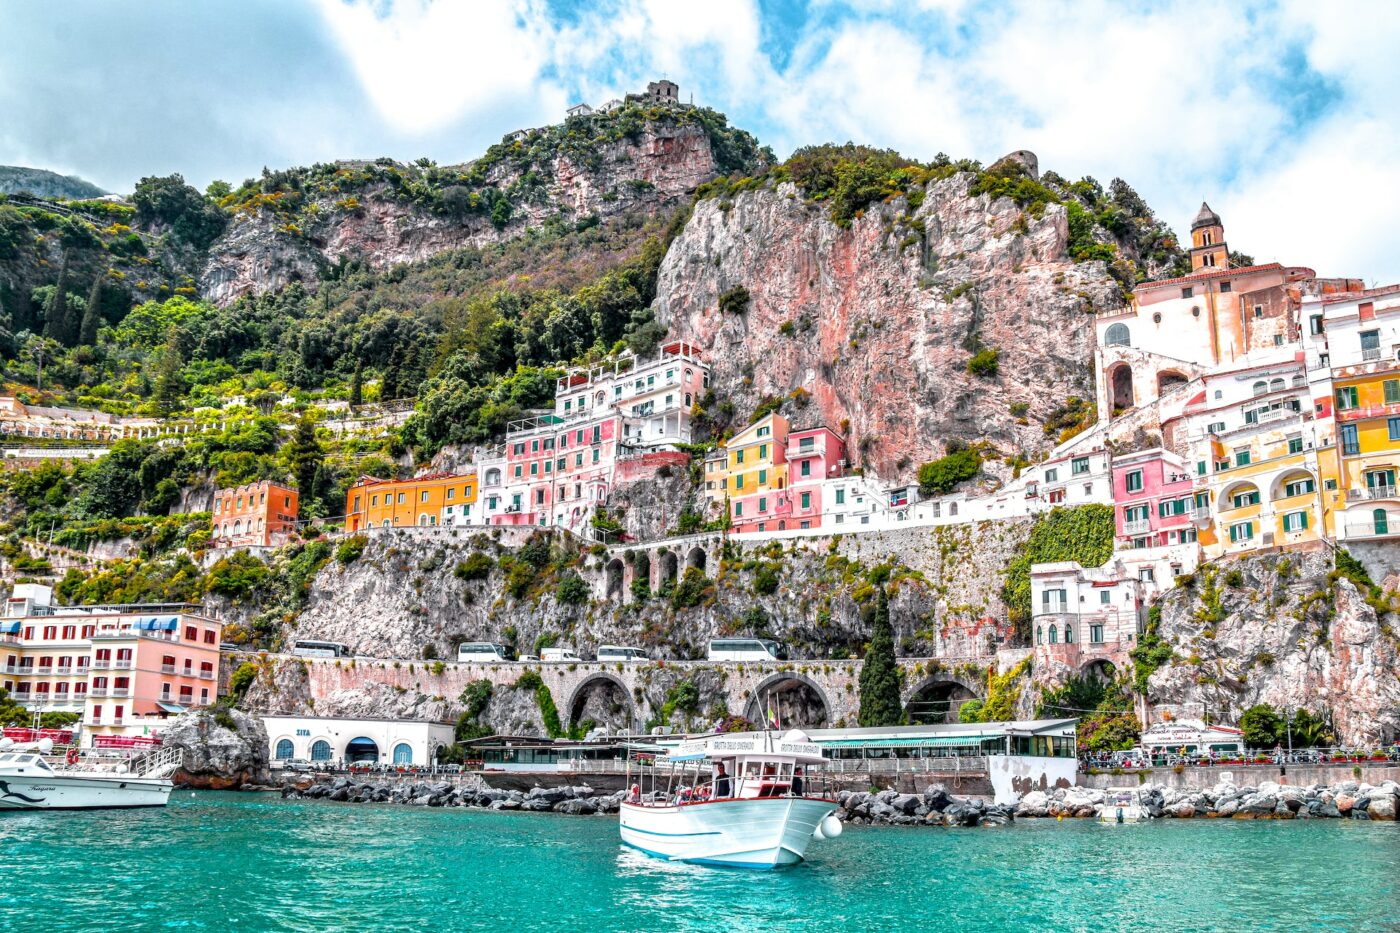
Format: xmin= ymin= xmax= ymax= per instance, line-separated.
xmin=631 ymin=730 xmax=830 ymax=806
xmin=0 ymin=752 xmax=54 ymax=774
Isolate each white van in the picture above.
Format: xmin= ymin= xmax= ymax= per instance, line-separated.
xmin=706 ymin=638 xmax=784 ymax=662
xmin=540 ymin=647 xmax=583 ymax=662
xmin=597 ymin=645 xmax=648 ymax=663
xmin=457 ymin=642 xmax=510 ymax=662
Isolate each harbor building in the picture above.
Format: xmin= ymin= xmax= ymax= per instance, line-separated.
xmin=0 ymin=585 xmax=224 ymax=744
xmin=211 ymin=480 xmax=299 ymax=548
xmin=264 ymin=715 xmax=455 ymax=767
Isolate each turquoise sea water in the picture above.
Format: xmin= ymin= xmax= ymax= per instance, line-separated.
xmin=2 ymin=792 xmax=1398 ymax=932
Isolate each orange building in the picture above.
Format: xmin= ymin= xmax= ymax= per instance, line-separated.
xmin=211 ymin=481 xmax=299 ymax=548
xmin=345 ymin=471 xmax=477 ymax=531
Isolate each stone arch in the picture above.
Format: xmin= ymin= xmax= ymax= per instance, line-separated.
xmin=1220 ymin=479 xmax=1261 ymax=510
xmin=657 ymin=548 xmax=678 ymax=591
xmin=1080 ymin=659 xmax=1117 ymax=684
xmin=605 ymin=558 xmax=624 ymax=600
xmin=566 ymin=672 xmax=637 ymax=733
xmin=1157 ymin=369 xmax=1190 ymax=394
xmin=632 ymin=551 xmax=651 ymax=594
xmin=344 ymin=737 xmax=379 ymax=763
xmin=743 ymin=672 xmax=830 ymax=729
xmin=1108 ymin=363 xmax=1134 ymax=414
xmin=904 ymin=677 xmax=979 ymax=724
xmin=686 ymin=546 xmax=707 ymax=571
xmin=1104 ymin=322 xmax=1131 ymax=347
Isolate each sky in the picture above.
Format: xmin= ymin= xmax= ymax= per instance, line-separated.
xmin=1 ymin=0 xmax=1397 ymax=283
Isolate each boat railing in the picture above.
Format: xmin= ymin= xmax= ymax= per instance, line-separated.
xmin=132 ymin=744 xmax=184 ymax=778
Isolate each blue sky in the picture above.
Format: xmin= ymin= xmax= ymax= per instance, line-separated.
xmin=1 ymin=0 xmax=1398 ymax=282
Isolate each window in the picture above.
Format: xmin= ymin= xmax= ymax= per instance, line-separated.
xmin=1158 ymin=498 xmax=1187 ymax=517
xmin=1234 ymin=449 xmax=1251 ymax=467
xmin=592 ymin=449 xmax=600 ymax=463
xmin=1042 ymin=588 xmax=1067 ymax=613
xmin=1197 ymin=461 xmax=1207 ymax=476
xmin=1036 ymin=626 xmax=1043 ymax=646
xmin=1104 ymin=323 xmax=1131 ymax=347
xmin=310 ymin=740 xmax=332 ymax=761
xmin=1048 ymin=625 xmax=1059 ymax=644
xmin=1071 ymin=457 xmax=1089 ymax=476
xmin=185 ymin=626 xmax=197 ymax=641
xmin=1273 ymin=335 xmax=1284 ymax=347
xmin=758 ymin=443 xmax=768 ymax=459
xmin=800 ymin=460 xmax=811 ymax=477
xmin=1208 ymin=421 xmax=1226 ymax=435
xmin=1253 ymin=305 xmax=1263 ymax=318
xmin=1045 ymin=468 xmax=1058 ymax=483
xmin=446 ymin=488 xmax=455 ymax=501
xmin=1100 ymin=590 xmax=1111 ymax=605
xmin=1283 ymin=478 xmax=1315 ymax=498
xmin=1282 ymin=510 xmax=1308 ymax=533
xmin=1288 ymin=436 xmax=1304 ymax=454
xmin=735 ymin=475 xmax=745 ymax=490
xmin=757 ymin=425 xmax=770 ymax=438
xmin=1390 ymin=417 xmax=1400 ymax=442
xmin=758 ymin=497 xmax=767 ymax=513
xmin=734 ymin=502 xmax=743 ymax=517
xmin=1220 ymin=281 xmax=1232 ymax=293
xmin=1125 ymin=470 xmax=1143 ymax=493
xmin=1360 ymin=329 xmax=1381 ymax=354
xmin=1374 ymin=509 xmax=1390 ymax=535
xmin=758 ymin=469 xmax=768 ymax=485
xmin=1090 ymin=624 xmax=1104 ymax=644
xmin=276 ymin=739 xmax=294 ymax=759
xmin=1309 ymin=314 xmax=1324 ymax=335
xmin=397 ymin=493 xmax=406 ymax=504
xmin=1341 ymin=424 xmax=1360 ymax=456
xmin=735 ymin=449 xmax=745 ymax=465
xmin=1252 ymin=380 xmax=1268 ymax=397
xmin=801 ymin=492 xmax=811 ymax=509
xmin=1064 ymin=624 xmax=1074 ymax=644
xmin=1229 ymin=521 xmax=1255 ymax=543
xmin=1385 ymin=380 xmax=1400 ymax=405
xmin=835 ymin=488 xmax=845 ymax=505
xmin=1231 ymin=489 xmax=1260 ymax=508
xmin=1181 ymin=287 xmax=1193 ymax=299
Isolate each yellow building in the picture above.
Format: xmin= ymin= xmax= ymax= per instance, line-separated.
xmin=345 ymin=471 xmax=477 ymax=531
xmin=703 ymin=414 xmax=791 ymax=532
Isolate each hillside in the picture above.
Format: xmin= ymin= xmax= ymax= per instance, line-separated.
xmin=0 ymin=166 xmax=108 ymax=200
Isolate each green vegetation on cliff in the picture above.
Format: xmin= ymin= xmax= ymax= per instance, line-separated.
xmin=1001 ymin=505 xmax=1115 ymax=640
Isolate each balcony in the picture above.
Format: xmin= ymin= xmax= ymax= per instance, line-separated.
xmin=2 ymin=664 xmax=18 ymax=674
xmin=113 ymin=659 xmax=133 ymax=669
xmin=109 ymin=688 xmax=130 ymax=697
xmin=178 ymin=697 xmax=195 ymax=708
xmin=1363 ymin=346 xmax=1382 ymax=361
xmin=160 ymin=664 xmax=175 ymax=673
xmin=1123 ymin=519 xmax=1152 ymax=536
xmin=89 ymin=687 xmax=107 ymax=697
xmin=1340 ymin=521 xmax=1399 ymax=541
xmin=1192 ymin=506 xmax=1212 ymax=521
xmin=1336 ymin=401 xmax=1400 ymax=423
xmin=35 ymin=665 xmax=52 ymax=675
xmin=1351 ymin=486 xmax=1398 ymax=501
xmin=199 ymin=671 xmax=215 ymax=680
xmin=90 ymin=659 xmax=110 ymax=669
xmin=110 ymin=717 xmax=124 ymax=726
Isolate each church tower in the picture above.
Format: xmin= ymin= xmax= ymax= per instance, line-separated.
xmin=1189 ymin=201 xmax=1228 ymax=272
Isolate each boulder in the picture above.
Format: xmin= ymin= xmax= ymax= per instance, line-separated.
xmin=1336 ymin=794 xmax=1356 ymax=814
xmin=1215 ymin=799 xmax=1239 ymax=818
xmin=1365 ymin=795 xmax=1396 ymax=821
xmin=163 ymin=707 xmax=271 ymax=789
xmin=893 ymin=794 xmax=921 ymax=816
xmin=555 ymin=798 xmax=598 ymax=816
xmin=923 ymin=785 xmax=952 ymax=812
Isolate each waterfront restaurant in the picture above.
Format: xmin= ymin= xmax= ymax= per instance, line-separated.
xmin=464 ymin=735 xmax=631 ymax=772
xmin=264 ymin=715 xmax=455 ymax=767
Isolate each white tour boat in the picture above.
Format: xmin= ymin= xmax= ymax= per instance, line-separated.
xmin=619 ymin=729 xmax=842 ymax=869
xmin=1099 ymin=788 xmax=1145 ymax=823
xmin=0 ymin=740 xmax=181 ymax=811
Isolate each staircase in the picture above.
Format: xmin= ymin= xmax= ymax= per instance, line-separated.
xmin=132 ymin=745 xmax=185 ymax=779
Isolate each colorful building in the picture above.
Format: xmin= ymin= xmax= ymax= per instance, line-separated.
xmin=344 ymin=472 xmax=476 ymax=531
xmin=701 ymin=415 xmax=851 ymax=534
xmin=0 ymin=585 xmax=224 ymax=744
xmin=211 ymin=480 xmax=299 ymax=548
xmin=1304 ymin=285 xmax=1400 ymax=543
xmin=1111 ymin=447 xmax=1196 ymax=550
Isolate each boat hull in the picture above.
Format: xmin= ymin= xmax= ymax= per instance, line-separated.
xmin=0 ymin=773 xmax=173 ymax=811
xmin=619 ymin=797 xmax=836 ymax=869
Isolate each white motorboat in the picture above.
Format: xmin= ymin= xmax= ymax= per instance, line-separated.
xmin=619 ymin=729 xmax=842 ymax=869
xmin=1099 ymin=788 xmax=1145 ymax=823
xmin=0 ymin=741 xmax=181 ymax=811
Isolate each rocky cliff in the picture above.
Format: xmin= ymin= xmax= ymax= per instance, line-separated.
xmin=201 ymin=106 xmax=763 ymax=305
xmin=654 ymin=171 xmax=1121 ymax=483
xmin=162 ymin=706 xmax=271 ymax=789
xmin=1145 ymin=550 xmax=1400 ymax=744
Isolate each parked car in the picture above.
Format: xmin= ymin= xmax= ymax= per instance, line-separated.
xmin=280 ymin=758 xmax=315 ymax=772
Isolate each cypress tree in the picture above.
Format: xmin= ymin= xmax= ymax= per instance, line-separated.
xmin=858 ymin=587 xmax=904 ymax=726
xmin=153 ymin=329 xmax=187 ymax=417
xmin=349 ymin=358 xmax=364 ymax=407
xmin=79 ymin=277 xmax=104 ymax=345
xmin=42 ymin=259 xmax=71 ymax=344
xmin=287 ymin=414 xmax=323 ymax=519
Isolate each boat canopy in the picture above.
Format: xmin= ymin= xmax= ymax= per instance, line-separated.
xmin=668 ymin=730 xmax=827 ymax=766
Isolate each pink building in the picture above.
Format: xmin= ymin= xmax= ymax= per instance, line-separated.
xmin=785 ymin=426 xmax=848 ymax=531
xmin=1 ymin=586 xmax=224 ymax=744
xmin=1112 ymin=448 xmax=1198 ymax=548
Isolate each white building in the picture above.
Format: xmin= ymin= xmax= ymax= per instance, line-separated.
xmin=1030 ymin=559 xmax=1145 ymax=650
xmin=264 ymin=715 xmax=455 ymax=767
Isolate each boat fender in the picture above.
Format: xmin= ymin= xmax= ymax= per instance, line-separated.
xmin=820 ymin=815 xmax=842 ymax=839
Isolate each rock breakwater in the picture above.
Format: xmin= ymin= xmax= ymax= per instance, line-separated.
xmin=835 ymin=785 xmax=1015 ymax=828
xmin=283 ymin=777 xmax=625 ymax=814
xmin=1014 ymin=779 xmax=1400 ymax=821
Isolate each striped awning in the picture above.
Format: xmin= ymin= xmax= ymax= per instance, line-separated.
xmin=0 ymin=620 xmax=21 ymax=634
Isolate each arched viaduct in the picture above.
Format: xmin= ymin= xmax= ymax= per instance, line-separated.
xmin=597 ymin=534 xmax=724 ymax=602
xmin=269 ymin=652 xmax=1004 ymax=733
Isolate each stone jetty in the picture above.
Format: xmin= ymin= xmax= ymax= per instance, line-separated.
xmin=1014 ymin=779 xmax=1400 ymax=820
xmin=283 ymin=777 xmax=626 ymax=814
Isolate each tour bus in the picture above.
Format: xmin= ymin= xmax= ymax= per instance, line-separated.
xmin=291 ymin=640 xmax=351 ymax=658
xmin=541 ymin=647 xmax=584 ymax=663
xmin=457 ymin=643 xmax=511 ymax=663
xmin=706 ymin=638 xmax=785 ymax=662
xmin=596 ymin=645 xmax=648 ymax=663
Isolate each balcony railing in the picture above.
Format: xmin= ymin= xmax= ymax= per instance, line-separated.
xmin=89 ymin=687 xmax=108 ymax=696
xmin=1192 ymin=507 xmax=1212 ymax=520
xmin=1352 ymin=486 xmax=1398 ymax=501
xmin=1123 ymin=519 xmax=1152 ymax=535
xmin=160 ymin=664 xmax=175 ymax=673
xmin=110 ymin=717 xmax=124 ymax=726
xmin=90 ymin=659 xmax=110 ymax=669
xmin=35 ymin=665 xmax=52 ymax=675
xmin=113 ymin=659 xmax=133 ymax=669
xmin=198 ymin=671 xmax=215 ymax=680
xmin=1341 ymin=522 xmax=1398 ymax=541
xmin=1336 ymin=401 xmax=1400 ymax=423
xmin=109 ymin=688 xmax=129 ymax=697
xmin=1362 ymin=346 xmax=1382 ymax=361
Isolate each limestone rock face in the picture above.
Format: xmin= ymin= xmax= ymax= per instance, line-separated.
xmin=1147 ymin=551 xmax=1400 ymax=745
xmin=162 ymin=707 xmax=270 ymax=789
xmin=654 ymin=173 xmax=1122 ymax=482
xmin=201 ymin=121 xmax=728 ymax=306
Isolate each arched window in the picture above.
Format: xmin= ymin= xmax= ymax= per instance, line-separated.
xmin=275 ymin=739 xmax=294 ymax=759
xmin=1048 ymin=624 xmax=1059 ymax=645
xmin=1064 ymin=624 xmax=1074 ymax=644
xmin=1269 ymin=378 xmax=1285 ymax=392
xmin=485 ymin=468 xmax=501 ymax=486
xmin=310 ymin=740 xmax=332 ymax=761
xmin=1252 ymin=380 xmax=1268 ymax=397
xmin=1374 ymin=509 xmax=1389 ymax=535
xmin=381 ymin=519 xmax=390 ymax=528
xmin=418 ymin=514 xmax=430 ymax=526
xmin=1036 ymin=626 xmax=1043 ymax=646
xmin=392 ymin=743 xmax=413 ymax=765
xmin=1104 ymin=323 xmax=1131 ymax=347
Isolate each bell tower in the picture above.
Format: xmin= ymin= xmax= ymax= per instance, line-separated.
xmin=1189 ymin=201 xmax=1228 ymax=272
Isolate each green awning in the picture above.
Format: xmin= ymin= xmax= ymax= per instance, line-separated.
xmin=818 ymin=735 xmax=1000 ymax=749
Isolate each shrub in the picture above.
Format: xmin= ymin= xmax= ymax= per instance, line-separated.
xmin=1002 ymin=505 xmax=1115 ymax=639
xmin=335 ymin=534 xmax=368 ymax=565
xmin=753 ymin=564 xmax=780 ymax=596
xmin=203 ymin=552 xmax=270 ymax=600
xmin=917 ymin=445 xmax=981 ymax=496
xmin=514 ymin=670 xmax=563 ymax=738
xmin=556 ymin=571 xmax=589 ymax=605
xmin=857 ymin=588 xmax=903 ymax=726
xmin=671 ymin=567 xmax=711 ymax=609
xmin=966 ymin=347 xmax=1000 ymax=378
xmin=718 ymin=285 xmax=750 ymax=314
xmin=1240 ymin=703 xmax=1282 ymax=747
xmin=228 ymin=662 xmax=258 ymax=701
xmin=454 ymin=552 xmax=494 ymax=581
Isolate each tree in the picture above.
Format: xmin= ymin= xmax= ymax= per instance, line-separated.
xmin=41 ymin=258 xmax=76 ymax=345
xmin=153 ymin=329 xmax=187 ymax=417
xmin=858 ymin=587 xmax=903 ymax=726
xmin=132 ymin=174 xmax=227 ymax=249
xmin=0 ymin=686 xmax=30 ymax=727
xmin=917 ymin=443 xmax=981 ymax=496
xmin=1240 ymin=703 xmax=1282 ymax=748
xmin=79 ymin=276 xmax=104 ymax=345
xmin=349 ymin=358 xmax=364 ymax=407
xmin=287 ymin=414 xmax=323 ymax=519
